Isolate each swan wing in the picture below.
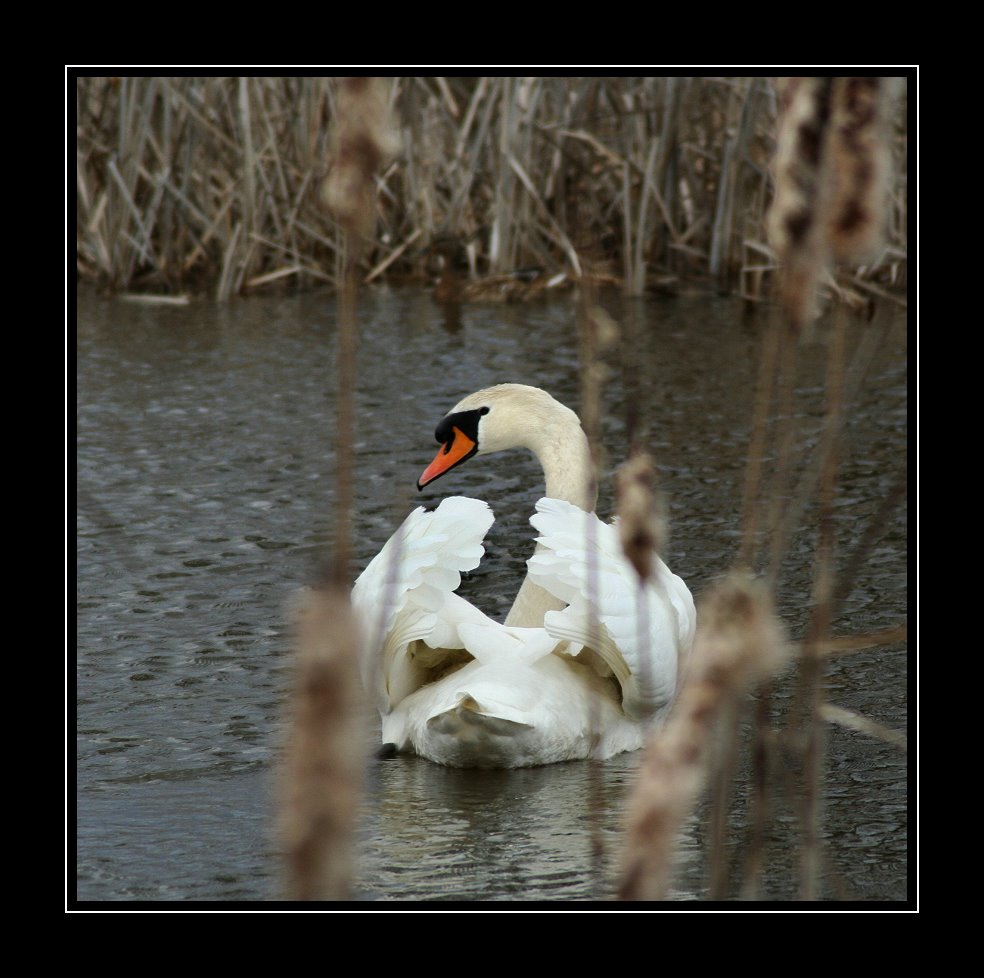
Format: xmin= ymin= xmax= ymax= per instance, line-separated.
xmin=418 ymin=625 xmax=558 ymax=724
xmin=526 ymin=497 xmax=696 ymax=720
xmin=352 ymin=496 xmax=495 ymax=712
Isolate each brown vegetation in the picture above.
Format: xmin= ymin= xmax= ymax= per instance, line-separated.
xmin=75 ymin=75 xmax=907 ymax=306
xmin=615 ymin=74 xmax=907 ymax=901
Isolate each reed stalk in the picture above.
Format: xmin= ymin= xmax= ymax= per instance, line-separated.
xmin=797 ymin=305 xmax=848 ymax=899
xmin=281 ymin=585 xmax=364 ymax=901
xmin=577 ymin=282 xmax=607 ymax=888
xmin=279 ymin=77 xmax=396 ymax=900
xmin=616 ymin=74 xmax=907 ymax=902
xmin=619 ymin=574 xmax=787 ymax=901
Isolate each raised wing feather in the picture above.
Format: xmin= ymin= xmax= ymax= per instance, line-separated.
xmin=352 ymin=496 xmax=496 ymax=712
xmin=526 ymin=497 xmax=696 ymax=720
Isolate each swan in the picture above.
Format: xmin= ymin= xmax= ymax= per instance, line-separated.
xmin=351 ymin=384 xmax=696 ymax=768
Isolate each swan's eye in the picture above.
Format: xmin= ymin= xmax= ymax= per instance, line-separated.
xmin=480 ymin=406 xmax=490 ymax=415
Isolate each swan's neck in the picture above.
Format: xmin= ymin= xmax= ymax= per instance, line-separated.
xmin=537 ymin=426 xmax=597 ymax=513
xmin=503 ymin=413 xmax=596 ymax=627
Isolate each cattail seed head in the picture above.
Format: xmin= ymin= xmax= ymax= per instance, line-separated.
xmin=825 ymin=77 xmax=895 ymax=265
xmin=616 ymin=452 xmax=665 ymax=581
xmin=619 ymin=573 xmax=787 ymax=900
xmin=280 ymin=585 xmax=365 ymax=901
xmin=767 ymin=77 xmax=835 ymax=331
xmin=321 ymin=77 xmax=400 ymax=238
xmin=768 ymin=76 xmax=899 ymax=330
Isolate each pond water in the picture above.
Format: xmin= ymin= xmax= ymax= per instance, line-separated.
xmin=75 ymin=286 xmax=909 ymax=905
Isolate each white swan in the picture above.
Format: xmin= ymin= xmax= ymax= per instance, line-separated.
xmin=352 ymin=384 xmax=696 ymax=768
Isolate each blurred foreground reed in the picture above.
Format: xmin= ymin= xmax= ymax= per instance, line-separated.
xmin=616 ymin=76 xmax=907 ymax=901
xmin=278 ymin=78 xmax=396 ymax=901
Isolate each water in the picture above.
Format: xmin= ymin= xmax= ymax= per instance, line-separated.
xmin=75 ymin=287 xmax=908 ymax=904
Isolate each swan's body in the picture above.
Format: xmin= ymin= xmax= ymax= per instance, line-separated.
xmin=352 ymin=384 xmax=695 ymax=768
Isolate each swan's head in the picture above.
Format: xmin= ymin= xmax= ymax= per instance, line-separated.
xmin=417 ymin=384 xmax=579 ymax=491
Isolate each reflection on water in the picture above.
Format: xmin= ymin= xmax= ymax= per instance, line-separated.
xmin=358 ymin=752 xmax=674 ymax=902
xmin=76 ymin=287 xmax=907 ymax=903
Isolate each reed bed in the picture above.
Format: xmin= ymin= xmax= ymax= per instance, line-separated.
xmin=75 ymin=75 xmax=907 ymax=305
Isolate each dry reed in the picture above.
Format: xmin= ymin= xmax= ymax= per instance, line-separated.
xmin=280 ymin=586 xmax=364 ymax=900
xmin=765 ymin=78 xmax=905 ymax=898
xmin=279 ymin=77 xmax=396 ymax=901
xmin=619 ymin=574 xmax=787 ymax=901
xmin=577 ymin=289 xmax=609 ymax=891
xmin=75 ymin=76 xmax=907 ymax=305
xmin=695 ymin=302 xmax=907 ymax=901
xmin=767 ymin=77 xmax=900 ymax=330
xmin=616 ymin=74 xmax=907 ymax=901
xmin=615 ymin=452 xmax=664 ymax=583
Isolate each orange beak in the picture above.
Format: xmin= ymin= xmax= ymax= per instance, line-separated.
xmin=418 ymin=426 xmax=478 ymax=489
